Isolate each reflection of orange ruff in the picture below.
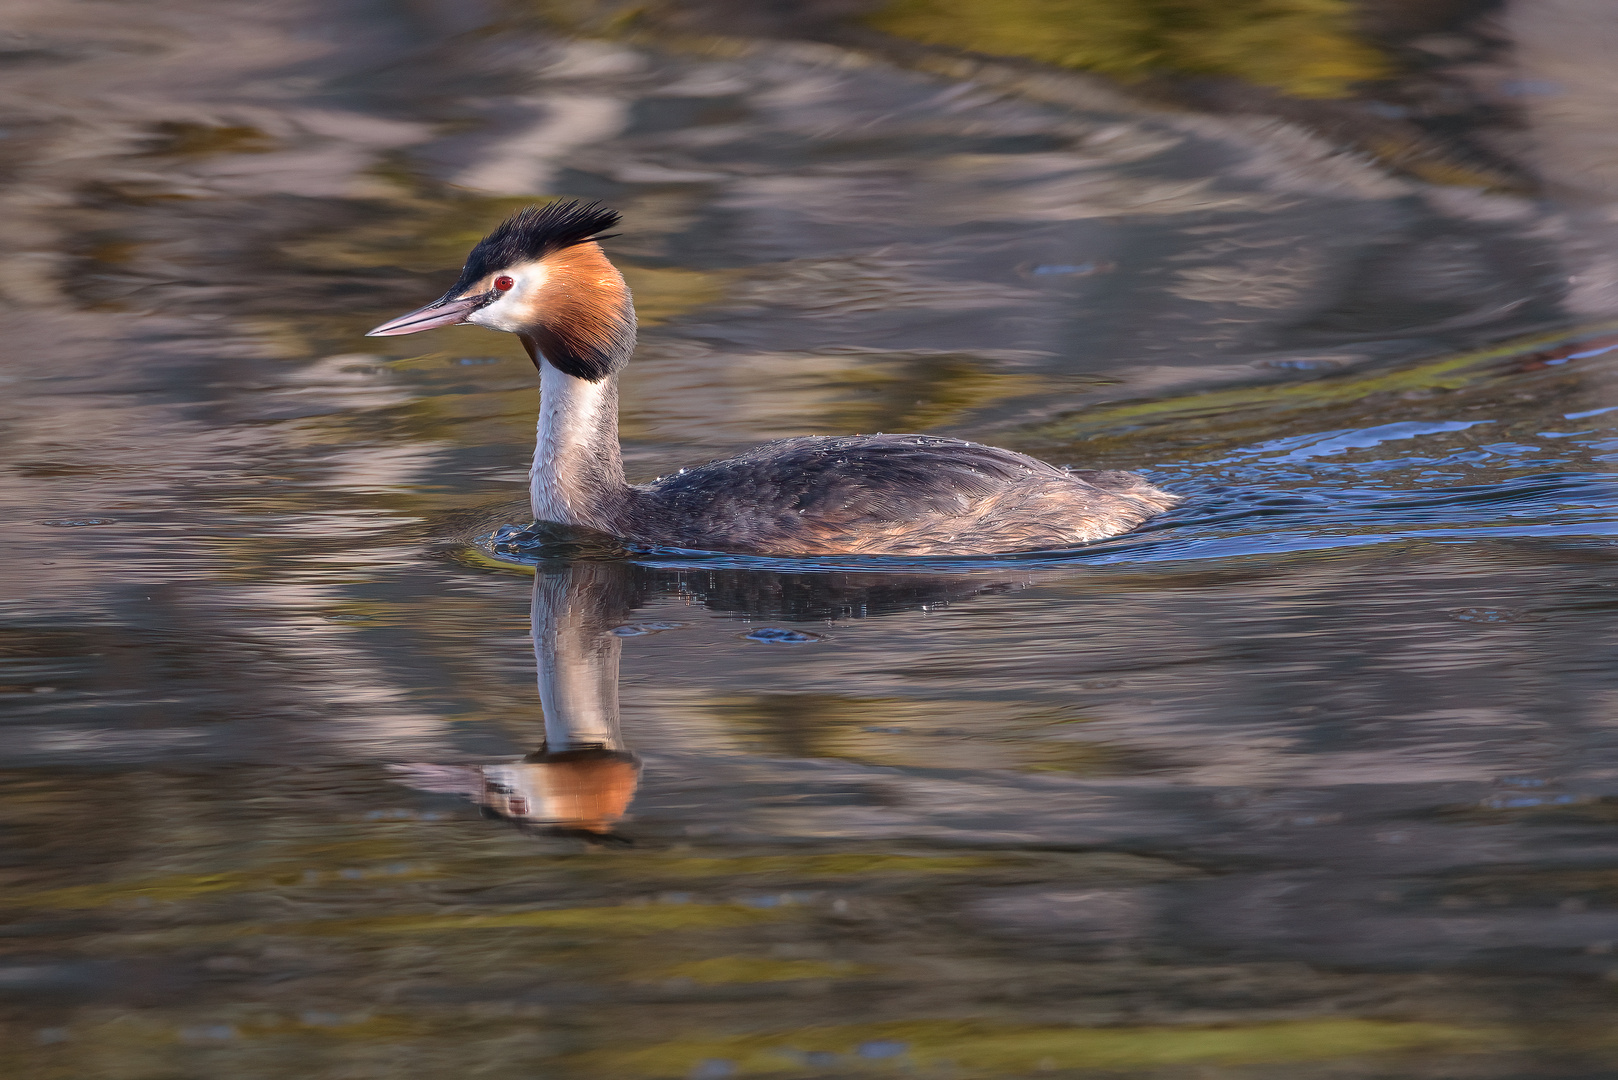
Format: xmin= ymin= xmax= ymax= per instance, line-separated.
xmin=484 ymin=754 xmax=639 ymax=834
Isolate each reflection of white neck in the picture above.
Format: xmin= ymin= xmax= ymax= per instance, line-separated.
xmin=532 ymin=568 xmax=625 ymax=752
xmin=530 ymin=360 xmax=625 ymax=529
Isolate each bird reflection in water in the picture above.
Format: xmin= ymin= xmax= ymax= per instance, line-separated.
xmin=391 ymin=560 xmax=642 ymax=843
xmin=392 ymin=555 xmax=1014 ymax=842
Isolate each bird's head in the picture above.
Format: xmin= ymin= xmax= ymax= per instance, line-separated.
xmin=366 ymin=200 xmax=635 ymax=381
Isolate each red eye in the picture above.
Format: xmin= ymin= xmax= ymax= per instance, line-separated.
xmin=494 ymin=276 xmax=515 ymax=292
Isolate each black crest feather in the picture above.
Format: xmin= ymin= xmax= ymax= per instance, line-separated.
xmin=441 ymin=200 xmax=622 ymax=301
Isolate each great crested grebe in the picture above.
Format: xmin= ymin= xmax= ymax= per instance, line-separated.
xmin=368 ymin=200 xmax=1178 ymax=556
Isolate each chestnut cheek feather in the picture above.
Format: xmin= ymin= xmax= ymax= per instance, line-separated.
xmin=525 ymin=244 xmax=635 ymax=381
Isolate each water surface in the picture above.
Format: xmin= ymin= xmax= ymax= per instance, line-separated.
xmin=5 ymin=1 xmax=1618 ymax=1077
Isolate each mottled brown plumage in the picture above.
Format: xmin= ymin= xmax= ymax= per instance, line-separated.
xmin=616 ymin=434 xmax=1176 ymax=555
xmin=368 ymin=202 xmax=1179 ymax=557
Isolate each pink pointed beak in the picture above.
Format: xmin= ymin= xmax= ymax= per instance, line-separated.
xmin=365 ymin=295 xmax=483 ymax=337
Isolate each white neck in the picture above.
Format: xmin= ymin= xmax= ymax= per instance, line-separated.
xmin=529 ymin=359 xmax=626 ymax=529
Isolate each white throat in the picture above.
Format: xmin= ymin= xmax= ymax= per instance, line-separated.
xmin=530 ymin=360 xmax=621 ymax=528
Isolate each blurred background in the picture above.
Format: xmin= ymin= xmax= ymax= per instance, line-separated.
xmin=5 ymin=1 xmax=1618 ymax=1077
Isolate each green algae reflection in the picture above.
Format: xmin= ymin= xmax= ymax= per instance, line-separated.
xmin=10 ymin=853 xmax=965 ymax=916
xmin=870 ymin=0 xmax=1387 ymax=98
xmin=648 ymin=956 xmax=874 ymax=985
xmin=1014 ymin=323 xmax=1618 ymax=465
xmin=96 ymin=902 xmax=796 ymax=949
xmin=2 ymin=864 xmax=441 ymax=911
xmin=574 ymin=1017 xmax=1503 ymax=1076
xmin=287 ymin=902 xmax=790 ymax=938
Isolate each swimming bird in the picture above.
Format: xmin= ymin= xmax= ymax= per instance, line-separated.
xmin=367 ymin=200 xmax=1177 ymax=556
